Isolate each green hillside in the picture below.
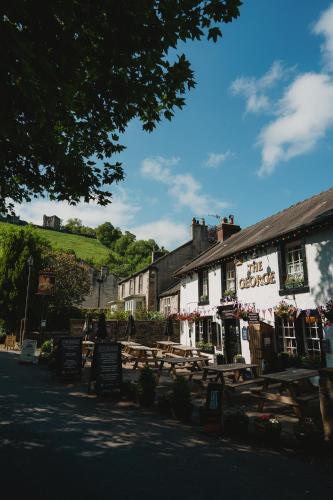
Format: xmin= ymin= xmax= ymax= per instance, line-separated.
xmin=0 ymin=222 xmax=109 ymax=265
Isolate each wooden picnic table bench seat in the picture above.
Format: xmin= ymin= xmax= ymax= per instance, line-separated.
xmin=251 ymin=390 xmax=318 ymax=408
xmin=225 ymin=377 xmax=265 ymax=391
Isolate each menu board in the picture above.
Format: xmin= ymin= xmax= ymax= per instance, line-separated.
xmin=20 ymin=339 xmax=37 ymax=363
xmin=90 ymin=342 xmax=122 ymax=394
xmin=248 ymin=312 xmax=260 ymax=323
xmin=56 ymin=337 xmax=82 ymax=377
xmin=203 ymin=383 xmax=224 ymax=433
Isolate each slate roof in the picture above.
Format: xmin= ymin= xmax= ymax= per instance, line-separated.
xmin=175 ymin=187 xmax=333 ymax=276
xmin=159 ymin=281 xmax=181 ymax=298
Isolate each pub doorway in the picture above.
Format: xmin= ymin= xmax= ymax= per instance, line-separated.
xmin=223 ymin=319 xmax=241 ymax=363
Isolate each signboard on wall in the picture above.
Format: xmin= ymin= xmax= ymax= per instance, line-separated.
xmin=248 ymin=312 xmax=260 ymax=324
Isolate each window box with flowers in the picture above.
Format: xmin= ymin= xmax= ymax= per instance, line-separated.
xmin=284 ymin=274 xmax=305 ymax=289
xmin=223 ymin=289 xmax=236 ymax=301
xmin=196 ymin=341 xmax=215 ymax=354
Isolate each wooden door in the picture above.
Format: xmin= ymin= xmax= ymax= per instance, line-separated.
xmin=249 ymin=322 xmax=275 ymax=374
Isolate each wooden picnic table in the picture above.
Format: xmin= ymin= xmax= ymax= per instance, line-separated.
xmin=155 ymin=340 xmax=181 ymax=352
xmin=255 ymin=368 xmax=319 ymax=417
xmin=202 ymin=363 xmax=261 ymax=387
xmin=156 ymin=355 xmax=209 ymax=378
xmin=126 ymin=345 xmax=159 ymax=369
xmin=168 ymin=345 xmax=201 ymax=357
xmin=119 ymin=341 xmax=140 ymax=353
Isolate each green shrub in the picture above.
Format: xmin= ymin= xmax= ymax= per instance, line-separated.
xmin=40 ymin=340 xmax=53 ymax=354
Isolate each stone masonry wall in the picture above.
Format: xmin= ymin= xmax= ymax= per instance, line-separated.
xmin=70 ymin=319 xmax=180 ymax=346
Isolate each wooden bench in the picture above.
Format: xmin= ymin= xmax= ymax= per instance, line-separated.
xmin=225 ymin=377 xmax=264 ymax=391
xmin=252 ymin=390 xmax=318 ymax=407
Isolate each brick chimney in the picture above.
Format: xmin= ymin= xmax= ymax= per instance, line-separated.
xmin=216 ymin=215 xmax=241 ymax=242
xmin=191 ymin=218 xmax=209 ymax=253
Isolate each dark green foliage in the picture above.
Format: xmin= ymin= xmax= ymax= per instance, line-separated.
xmin=0 ymin=226 xmax=49 ymax=330
xmin=137 ymin=367 xmax=157 ymax=407
xmin=0 ymin=1 xmax=242 ymax=213
xmin=96 ymin=222 xmax=122 ymax=248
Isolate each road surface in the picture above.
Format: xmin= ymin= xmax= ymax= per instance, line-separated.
xmin=0 ymin=350 xmax=332 ymax=500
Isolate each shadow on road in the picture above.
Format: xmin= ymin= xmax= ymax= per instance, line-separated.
xmin=0 ymin=351 xmax=332 ymax=500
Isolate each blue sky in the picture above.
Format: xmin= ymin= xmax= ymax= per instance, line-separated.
xmin=17 ymin=0 xmax=333 ymax=248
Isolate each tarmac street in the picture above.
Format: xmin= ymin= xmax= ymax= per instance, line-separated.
xmin=0 ymin=350 xmax=332 ymax=500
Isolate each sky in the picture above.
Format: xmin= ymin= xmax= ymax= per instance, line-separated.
xmin=16 ymin=0 xmax=333 ymax=249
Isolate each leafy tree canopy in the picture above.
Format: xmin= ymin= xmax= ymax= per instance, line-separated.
xmin=0 ymin=226 xmax=50 ymax=329
xmin=96 ymin=222 xmax=122 ymax=248
xmin=0 ymin=1 xmax=242 ymax=213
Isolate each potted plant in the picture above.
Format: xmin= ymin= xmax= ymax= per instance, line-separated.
xmin=171 ymin=376 xmax=192 ymax=421
xmin=254 ymin=414 xmax=281 ymax=442
xmin=223 ymin=289 xmax=236 ymax=301
xmin=197 ymin=341 xmax=215 ymax=354
xmin=121 ymin=381 xmax=137 ymax=402
xmin=137 ymin=367 xmax=157 ymax=407
xmin=157 ymin=393 xmax=173 ymax=417
xmin=274 ymin=301 xmax=296 ymax=320
xmin=223 ymin=407 xmax=249 ymax=437
xmin=284 ymin=275 xmax=304 ymax=289
xmin=38 ymin=339 xmax=53 ymax=366
xmin=199 ymin=294 xmax=209 ymax=303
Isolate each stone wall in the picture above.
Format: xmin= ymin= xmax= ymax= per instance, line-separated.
xmin=70 ymin=319 xmax=180 ymax=346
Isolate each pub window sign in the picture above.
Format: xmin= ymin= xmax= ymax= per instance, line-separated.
xmin=239 ymin=260 xmax=276 ymax=289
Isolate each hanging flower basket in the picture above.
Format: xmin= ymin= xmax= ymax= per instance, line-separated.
xmin=318 ymin=299 xmax=333 ymax=323
xmin=274 ymin=301 xmax=296 ymax=320
xmin=176 ymin=311 xmax=201 ymax=322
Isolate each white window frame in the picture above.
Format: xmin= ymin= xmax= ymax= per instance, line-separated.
xmin=285 ymin=242 xmax=304 ymax=279
xmin=164 ymin=297 xmax=171 ymax=317
xmin=138 ymin=274 xmax=143 ymax=294
xmin=277 ymin=318 xmax=297 ymax=356
xmin=226 ymin=263 xmax=236 ymax=292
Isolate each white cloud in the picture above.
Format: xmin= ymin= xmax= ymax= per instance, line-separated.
xmin=131 ymin=218 xmax=188 ymax=248
xmin=204 ymin=151 xmax=232 ymax=168
xmin=258 ymin=72 xmax=333 ymax=175
xmin=313 ymin=3 xmax=333 ymax=72
xmin=14 ymin=188 xmax=141 ymax=228
xmin=141 ymin=156 xmax=229 ymax=214
xmin=230 ymin=61 xmax=286 ymax=113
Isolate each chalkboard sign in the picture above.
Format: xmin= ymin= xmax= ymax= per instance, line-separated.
xmin=248 ymin=312 xmax=260 ymax=323
xmin=90 ymin=342 xmax=122 ymax=394
xmin=203 ymin=383 xmax=224 ymax=433
xmin=20 ymin=339 xmax=37 ymax=363
xmin=56 ymin=337 xmax=82 ymax=378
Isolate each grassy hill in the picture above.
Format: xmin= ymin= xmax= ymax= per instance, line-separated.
xmin=0 ymin=222 xmax=109 ymax=265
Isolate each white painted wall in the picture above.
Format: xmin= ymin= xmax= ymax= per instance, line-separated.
xmin=179 ymin=226 xmax=333 ymax=362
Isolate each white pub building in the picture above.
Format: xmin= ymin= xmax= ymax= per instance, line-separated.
xmin=175 ymin=188 xmax=333 ymax=370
